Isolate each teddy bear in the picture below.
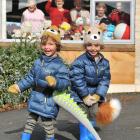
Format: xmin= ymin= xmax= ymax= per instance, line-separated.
xmin=97 ymin=18 xmax=111 ymax=32
xmin=70 ymin=31 xmax=84 ymax=40
xmin=68 ymin=18 xmax=90 ymax=41
xmin=97 ymin=18 xmax=115 ymax=40
xmin=103 ymin=24 xmax=115 ymax=40
xmin=75 ymin=17 xmax=88 ymax=34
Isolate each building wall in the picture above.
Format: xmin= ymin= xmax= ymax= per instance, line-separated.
xmin=59 ymin=51 xmax=135 ymax=84
xmin=0 ymin=1 xmax=2 ymax=38
xmin=0 ymin=0 xmax=6 ymax=39
xmin=135 ymin=0 xmax=140 ymax=87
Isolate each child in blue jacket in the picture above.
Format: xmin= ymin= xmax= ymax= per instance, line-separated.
xmin=70 ymin=26 xmax=111 ymax=140
xmin=8 ymin=26 xmax=70 ymax=140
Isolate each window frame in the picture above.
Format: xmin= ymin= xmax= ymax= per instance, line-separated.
xmin=0 ymin=0 xmax=6 ymax=40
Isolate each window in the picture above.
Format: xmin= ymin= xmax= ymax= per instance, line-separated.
xmin=0 ymin=0 xmax=135 ymax=46
xmin=90 ymin=0 xmax=135 ymax=44
xmin=6 ymin=0 xmax=48 ymax=39
xmin=0 ymin=1 xmax=6 ymax=40
xmin=5 ymin=0 xmax=76 ymax=39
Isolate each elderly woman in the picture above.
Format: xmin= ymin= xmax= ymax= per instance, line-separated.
xmin=45 ymin=0 xmax=71 ymax=27
xmin=21 ymin=0 xmax=45 ymax=33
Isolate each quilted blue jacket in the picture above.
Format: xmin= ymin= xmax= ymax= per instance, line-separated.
xmin=17 ymin=54 xmax=70 ymax=118
xmin=70 ymin=52 xmax=111 ymax=102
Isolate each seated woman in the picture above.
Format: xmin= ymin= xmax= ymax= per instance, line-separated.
xmin=45 ymin=0 xmax=71 ymax=27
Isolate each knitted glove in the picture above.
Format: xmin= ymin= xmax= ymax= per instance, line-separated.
xmin=83 ymin=95 xmax=95 ymax=106
xmin=45 ymin=76 xmax=56 ymax=87
xmin=8 ymin=84 xmax=20 ymax=94
xmin=91 ymin=94 xmax=100 ymax=104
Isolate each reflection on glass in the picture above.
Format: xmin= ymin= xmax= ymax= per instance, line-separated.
xmin=95 ymin=2 xmax=131 ymax=40
xmin=6 ymin=0 xmax=131 ymax=41
xmin=6 ymin=0 xmax=47 ymax=39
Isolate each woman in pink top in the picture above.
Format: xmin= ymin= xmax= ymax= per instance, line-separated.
xmin=21 ymin=0 xmax=45 ymax=33
xmin=45 ymin=0 xmax=71 ymax=27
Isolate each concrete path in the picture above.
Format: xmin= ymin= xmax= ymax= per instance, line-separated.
xmin=0 ymin=93 xmax=140 ymax=140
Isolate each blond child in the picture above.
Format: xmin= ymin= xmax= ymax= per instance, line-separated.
xmin=8 ymin=26 xmax=70 ymax=140
xmin=95 ymin=3 xmax=107 ymax=25
xmin=70 ymin=26 xmax=111 ymax=140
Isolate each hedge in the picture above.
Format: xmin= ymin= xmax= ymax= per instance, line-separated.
xmin=0 ymin=40 xmax=40 ymax=107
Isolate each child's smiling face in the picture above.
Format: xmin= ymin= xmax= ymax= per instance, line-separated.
xmin=86 ymin=43 xmax=101 ymax=57
xmin=41 ymin=37 xmax=57 ymax=57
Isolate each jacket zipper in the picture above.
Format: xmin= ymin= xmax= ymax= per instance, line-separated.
xmin=92 ymin=61 xmax=99 ymax=79
xmin=95 ymin=64 xmax=98 ymax=78
xmin=44 ymin=97 xmax=47 ymax=103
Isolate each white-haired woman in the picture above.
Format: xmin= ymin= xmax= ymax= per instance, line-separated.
xmin=21 ymin=0 xmax=45 ymax=33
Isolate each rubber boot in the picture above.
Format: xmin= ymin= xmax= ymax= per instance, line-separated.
xmin=91 ymin=120 xmax=101 ymax=132
xmin=79 ymin=123 xmax=96 ymax=140
xmin=46 ymin=137 xmax=55 ymax=140
xmin=21 ymin=132 xmax=31 ymax=140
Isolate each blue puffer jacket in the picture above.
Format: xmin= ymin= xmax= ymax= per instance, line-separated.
xmin=70 ymin=52 xmax=111 ymax=102
xmin=17 ymin=54 xmax=70 ymax=118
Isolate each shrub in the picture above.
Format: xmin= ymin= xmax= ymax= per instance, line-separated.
xmin=0 ymin=40 xmax=40 ymax=107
